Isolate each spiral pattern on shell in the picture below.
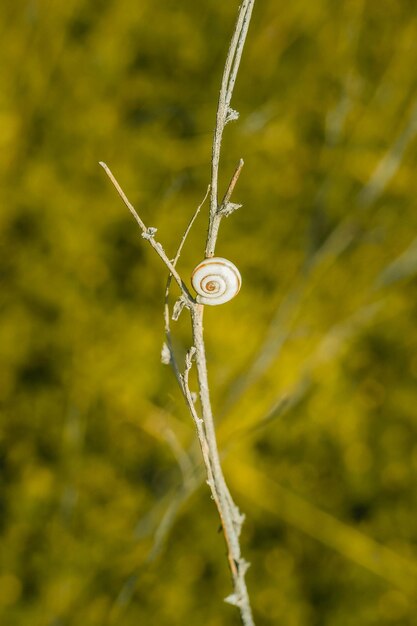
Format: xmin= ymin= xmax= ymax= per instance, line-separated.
xmin=191 ymin=257 xmax=241 ymax=306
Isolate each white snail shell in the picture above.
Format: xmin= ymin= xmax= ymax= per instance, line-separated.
xmin=191 ymin=257 xmax=241 ymax=306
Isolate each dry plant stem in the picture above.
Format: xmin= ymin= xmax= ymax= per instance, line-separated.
xmin=206 ymin=0 xmax=255 ymax=258
xmin=99 ymin=162 xmax=193 ymax=302
xmin=100 ymin=212 xmax=255 ymax=625
xmin=101 ymin=2 xmax=256 ymax=622
xmin=192 ymin=2 xmax=256 ymax=621
xmin=164 ymin=186 xmax=210 ymax=383
xmin=177 ymin=1 xmax=255 ymax=620
xmin=206 ymin=158 xmax=245 ymax=258
xmin=222 ymin=158 xmax=245 ymax=208
xmin=100 ymin=164 xmax=254 ymax=621
xmin=190 ymin=305 xmax=255 ymax=626
xmin=161 ymin=187 xmax=254 ymax=622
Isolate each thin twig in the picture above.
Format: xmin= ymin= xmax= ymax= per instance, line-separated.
xmin=208 ymin=159 xmax=245 ymax=247
xmin=178 ymin=347 xmax=221 ymax=517
xmin=163 ymin=185 xmax=210 ymax=381
xmin=221 ymin=158 xmax=245 ymax=210
xmin=206 ymin=0 xmax=255 ymax=258
xmin=100 ymin=161 xmax=193 ymax=302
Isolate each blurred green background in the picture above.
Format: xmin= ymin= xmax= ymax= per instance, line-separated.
xmin=2 ymin=0 xmax=417 ymax=624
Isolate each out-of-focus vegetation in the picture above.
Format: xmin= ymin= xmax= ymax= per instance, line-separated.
xmin=2 ymin=0 xmax=417 ymax=624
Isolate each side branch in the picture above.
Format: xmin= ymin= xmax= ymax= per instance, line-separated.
xmin=99 ymin=162 xmax=193 ymax=302
xmin=221 ymin=158 xmax=245 ymax=210
xmin=206 ymin=159 xmax=245 ymax=257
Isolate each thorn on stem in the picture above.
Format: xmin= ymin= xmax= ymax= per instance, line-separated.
xmin=224 ymin=593 xmax=240 ymax=607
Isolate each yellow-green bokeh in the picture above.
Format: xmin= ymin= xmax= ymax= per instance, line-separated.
xmin=2 ymin=1 xmax=417 ymax=624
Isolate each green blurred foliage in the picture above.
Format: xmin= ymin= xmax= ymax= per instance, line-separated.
xmin=1 ymin=0 xmax=417 ymax=624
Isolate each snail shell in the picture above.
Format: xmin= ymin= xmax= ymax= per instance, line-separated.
xmin=191 ymin=257 xmax=241 ymax=306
